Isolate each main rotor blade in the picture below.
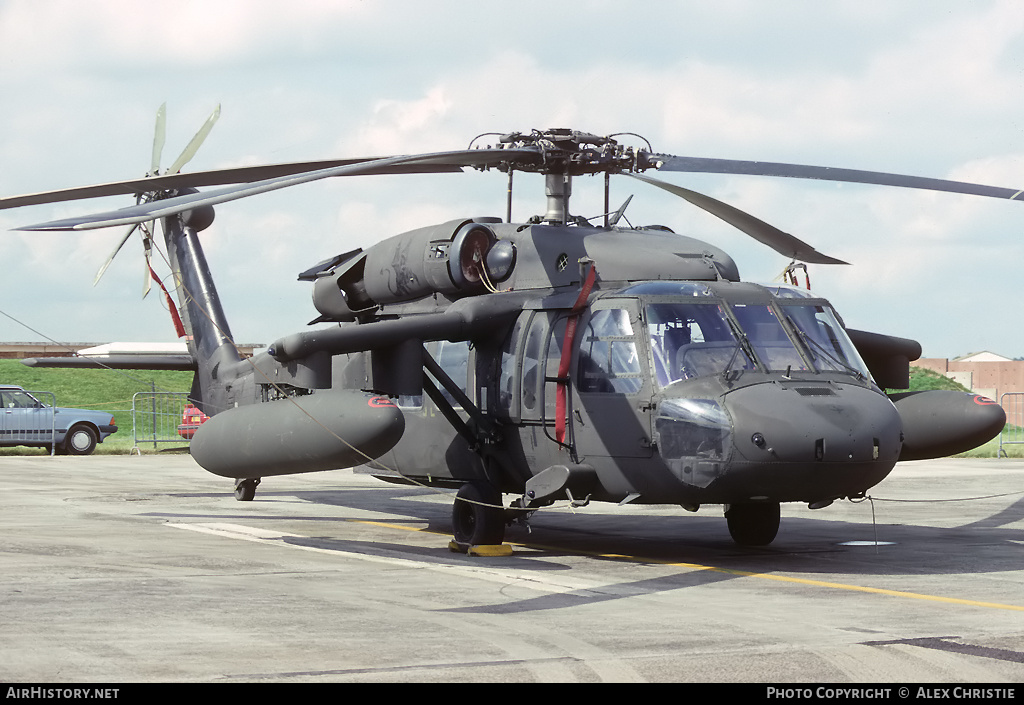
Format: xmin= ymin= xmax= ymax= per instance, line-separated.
xmin=16 ymin=148 xmax=538 ymax=232
xmin=92 ymin=223 xmax=139 ymax=285
xmin=167 ymin=104 xmax=220 ymax=174
xmin=150 ymin=103 xmax=166 ymax=175
xmin=630 ymin=173 xmax=848 ymax=265
xmin=0 ymin=157 xmax=471 ymax=212
xmin=654 ymin=155 xmax=1024 ymax=202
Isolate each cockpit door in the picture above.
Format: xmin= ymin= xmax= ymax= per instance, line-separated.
xmin=571 ymin=299 xmax=654 ymax=458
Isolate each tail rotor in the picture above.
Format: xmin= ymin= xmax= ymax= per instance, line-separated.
xmin=92 ymin=103 xmax=220 ymax=291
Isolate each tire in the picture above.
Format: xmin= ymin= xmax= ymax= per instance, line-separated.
xmin=452 ymin=482 xmax=505 ymax=546
xmin=234 ymin=478 xmax=260 ymax=501
xmin=725 ymin=502 xmax=780 ymax=546
xmin=63 ymin=425 xmax=98 ymax=456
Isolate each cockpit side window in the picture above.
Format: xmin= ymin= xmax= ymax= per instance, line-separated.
xmin=578 ymin=308 xmax=644 ymax=394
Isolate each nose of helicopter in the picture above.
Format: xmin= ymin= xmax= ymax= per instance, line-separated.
xmin=728 ymin=381 xmax=901 ymax=461
xmin=654 ymin=382 xmax=902 ymax=503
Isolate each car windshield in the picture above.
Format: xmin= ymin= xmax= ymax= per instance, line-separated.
xmin=647 ymin=302 xmax=755 ymax=386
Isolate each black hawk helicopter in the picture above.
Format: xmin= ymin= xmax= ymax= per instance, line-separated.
xmin=5 ymin=111 xmax=1013 ymax=548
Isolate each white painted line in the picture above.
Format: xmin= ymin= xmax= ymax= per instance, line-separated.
xmin=166 ymin=522 xmax=611 ymax=597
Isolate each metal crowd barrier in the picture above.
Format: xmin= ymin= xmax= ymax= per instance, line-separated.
xmin=131 ymin=392 xmax=191 ymax=452
xmin=998 ymin=392 xmax=1024 ymax=457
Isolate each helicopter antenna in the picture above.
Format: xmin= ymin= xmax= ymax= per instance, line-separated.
xmin=608 ymin=194 xmax=633 ymax=227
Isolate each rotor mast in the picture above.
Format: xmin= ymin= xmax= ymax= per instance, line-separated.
xmin=543 ymin=173 xmax=572 ymax=224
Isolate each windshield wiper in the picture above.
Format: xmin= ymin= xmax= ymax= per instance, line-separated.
xmin=722 ymin=318 xmax=756 ymax=382
xmin=786 ymin=315 xmax=864 ymax=380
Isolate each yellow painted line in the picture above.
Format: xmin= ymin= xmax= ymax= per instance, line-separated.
xmin=660 ymin=562 xmax=1024 ymax=612
xmin=349 ymin=518 xmax=1024 ymax=612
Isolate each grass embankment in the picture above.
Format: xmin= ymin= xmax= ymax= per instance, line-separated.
xmin=0 ymin=359 xmax=193 ymax=455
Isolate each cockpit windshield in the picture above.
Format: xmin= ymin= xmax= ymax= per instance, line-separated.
xmin=780 ymin=303 xmax=871 ymax=378
xmin=647 ymin=302 xmax=755 ymax=386
xmin=644 ymin=292 xmax=871 ymax=386
xmin=729 ymin=304 xmax=807 ymax=373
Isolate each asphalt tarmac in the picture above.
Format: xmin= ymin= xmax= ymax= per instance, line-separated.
xmin=1 ymin=453 xmax=1022 ymax=684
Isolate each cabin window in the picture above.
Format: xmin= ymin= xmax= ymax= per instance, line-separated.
xmin=396 ymin=394 xmax=423 ymax=409
xmin=521 ymin=316 xmax=548 ymax=411
xmin=578 ymin=308 xmax=643 ymax=394
xmin=497 ymin=314 xmax=529 ymax=418
xmin=543 ymin=316 xmax=567 ymax=416
xmin=430 ymin=340 xmax=471 ymax=407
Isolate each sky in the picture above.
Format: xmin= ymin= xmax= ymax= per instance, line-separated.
xmin=1 ymin=0 xmax=1023 ymax=360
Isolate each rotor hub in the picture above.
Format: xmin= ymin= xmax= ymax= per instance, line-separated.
xmin=487 ymin=128 xmax=657 ymax=177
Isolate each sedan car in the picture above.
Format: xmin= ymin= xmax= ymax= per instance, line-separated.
xmin=0 ymin=385 xmax=118 ymax=454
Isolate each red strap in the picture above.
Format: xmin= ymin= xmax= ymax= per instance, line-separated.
xmin=148 ymin=261 xmax=187 ymax=338
xmin=555 ymin=263 xmax=597 ymax=445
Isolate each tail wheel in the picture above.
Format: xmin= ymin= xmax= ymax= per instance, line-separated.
xmin=725 ymin=502 xmax=780 ymax=546
xmin=234 ymin=478 xmax=260 ymax=501
xmin=64 ymin=424 xmax=98 ymax=455
xmin=452 ymin=482 xmax=505 ymax=546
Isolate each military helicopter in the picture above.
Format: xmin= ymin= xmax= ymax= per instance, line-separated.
xmin=4 ymin=110 xmax=1014 ymax=549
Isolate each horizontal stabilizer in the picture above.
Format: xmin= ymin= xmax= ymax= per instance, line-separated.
xmin=22 ymin=355 xmax=196 ymax=371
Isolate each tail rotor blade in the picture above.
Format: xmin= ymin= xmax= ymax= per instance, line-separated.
xmin=150 ymin=103 xmax=167 ymax=176
xmin=168 ymin=104 xmax=221 ymax=175
xmin=93 ymin=223 xmax=139 ymax=286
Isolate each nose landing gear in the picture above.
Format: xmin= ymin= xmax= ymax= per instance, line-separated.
xmin=725 ymin=502 xmax=780 ymax=546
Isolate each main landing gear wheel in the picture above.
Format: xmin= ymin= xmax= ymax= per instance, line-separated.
xmin=452 ymin=482 xmax=506 ymax=546
xmin=234 ymin=478 xmax=260 ymax=501
xmin=725 ymin=502 xmax=780 ymax=546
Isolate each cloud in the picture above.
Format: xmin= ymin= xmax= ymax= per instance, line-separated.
xmin=0 ymin=0 xmax=370 ymax=70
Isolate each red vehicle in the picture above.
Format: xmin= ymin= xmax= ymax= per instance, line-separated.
xmin=177 ymin=404 xmax=209 ymax=440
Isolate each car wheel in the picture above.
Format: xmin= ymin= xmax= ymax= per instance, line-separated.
xmin=64 ymin=424 xmax=98 ymax=455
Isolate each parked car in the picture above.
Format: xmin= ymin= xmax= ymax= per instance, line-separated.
xmin=177 ymin=403 xmax=209 ymax=439
xmin=0 ymin=385 xmax=118 ymax=455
